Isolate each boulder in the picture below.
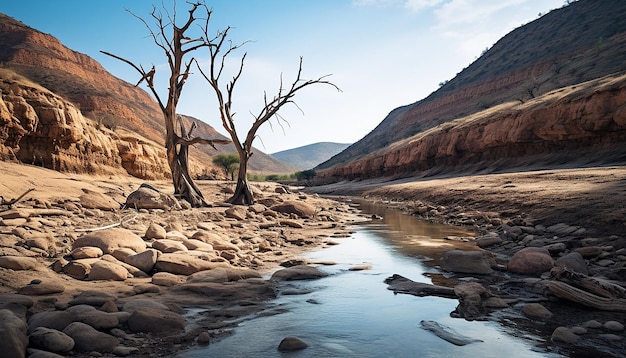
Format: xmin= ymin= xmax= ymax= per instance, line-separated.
xmin=125 ymin=183 xmax=180 ymax=210
xmin=0 ymin=256 xmax=39 ymax=270
xmin=155 ymin=252 xmax=216 ymax=275
xmin=70 ymin=246 xmax=104 ymax=259
xmin=122 ymin=298 xmax=170 ymax=312
xmin=551 ymin=326 xmax=579 ymax=344
xmin=62 ymin=322 xmax=118 ymax=353
xmin=278 ymin=336 xmax=308 ymax=351
xmin=72 ymin=228 xmax=146 ymax=254
xmin=145 ymin=222 xmax=167 ymax=240
xmin=271 ymin=265 xmax=328 ymax=281
xmin=68 ymin=290 xmax=117 ymax=307
xmin=28 ymin=311 xmax=73 ymax=333
xmin=152 ymin=272 xmax=185 ymax=286
xmin=188 ymin=267 xmax=261 ymax=283
xmin=225 ymin=206 xmax=248 ymax=220
xmin=555 ymin=252 xmax=588 ymax=275
xmin=73 ymin=310 xmax=119 ymax=330
xmin=79 ymin=189 xmax=120 ymax=210
xmin=270 ymin=201 xmax=316 ymax=218
xmin=124 ymin=249 xmax=159 ymax=273
xmin=152 ymin=239 xmax=189 ymax=253
xmin=126 ymin=308 xmax=185 ymax=335
xmin=28 ymin=327 xmax=75 ymax=353
xmin=442 ymin=249 xmax=495 ymax=274
xmin=522 ymin=303 xmax=553 ymax=320
xmin=0 ymin=309 xmax=28 ymax=358
xmin=508 ymin=247 xmax=554 ymax=275
xmin=88 ymin=260 xmax=129 ymax=281
xmin=18 ymin=281 xmax=65 ymax=296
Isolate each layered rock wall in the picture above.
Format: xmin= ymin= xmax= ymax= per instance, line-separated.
xmin=320 ymin=74 xmax=626 ymax=180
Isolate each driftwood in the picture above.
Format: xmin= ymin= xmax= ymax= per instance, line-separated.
xmin=545 ymin=280 xmax=626 ymax=312
xmin=420 ymin=320 xmax=483 ymax=346
xmin=0 ymin=187 xmax=35 ymax=209
xmin=550 ymin=266 xmax=626 ymax=299
xmin=385 ymin=274 xmax=456 ymax=298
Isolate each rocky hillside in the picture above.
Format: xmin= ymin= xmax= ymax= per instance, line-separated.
xmin=271 ymin=142 xmax=351 ymax=170
xmin=318 ymin=0 xmax=626 ymax=179
xmin=0 ymin=12 xmax=294 ymax=179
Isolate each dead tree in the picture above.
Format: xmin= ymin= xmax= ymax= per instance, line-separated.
xmin=101 ymin=2 xmax=229 ymax=207
xmin=197 ymin=31 xmax=340 ymax=205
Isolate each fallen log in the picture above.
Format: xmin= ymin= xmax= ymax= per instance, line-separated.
xmin=420 ymin=320 xmax=483 ymax=346
xmin=385 ymin=274 xmax=456 ymax=298
xmin=545 ymin=280 xmax=626 ymax=312
xmin=550 ymin=266 xmax=626 ymax=299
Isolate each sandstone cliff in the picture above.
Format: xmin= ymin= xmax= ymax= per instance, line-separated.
xmin=319 ymin=0 xmax=626 ymax=179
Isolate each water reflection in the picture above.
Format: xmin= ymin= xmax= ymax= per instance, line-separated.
xmin=180 ymin=201 xmax=556 ymax=358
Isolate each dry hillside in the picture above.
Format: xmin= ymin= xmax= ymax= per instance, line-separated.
xmin=0 ymin=12 xmax=295 ymax=177
xmin=318 ymin=0 xmax=626 ymax=179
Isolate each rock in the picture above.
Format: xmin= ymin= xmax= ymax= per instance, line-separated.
xmin=165 ymin=230 xmax=187 ymax=241
xmin=278 ymin=336 xmax=308 ymax=351
xmin=453 ymin=282 xmax=489 ymax=318
xmin=507 ymin=247 xmax=554 ymax=275
xmin=0 ymin=309 xmax=28 ymax=358
xmin=112 ymin=346 xmax=140 ymax=356
xmin=155 ymin=252 xmax=216 ymax=275
xmin=79 ymin=189 xmax=120 ymax=210
xmin=575 ymin=246 xmax=604 ymax=258
xmin=442 ymin=249 xmax=495 ymax=274
xmin=271 ymin=265 xmax=328 ymax=281
xmin=25 ymin=348 xmax=66 ymax=358
xmin=70 ymin=246 xmax=104 ymax=259
xmin=182 ymin=239 xmax=214 ymax=251
xmin=62 ymin=322 xmax=118 ymax=353
xmin=191 ymin=230 xmax=240 ymax=251
xmin=29 ymin=327 xmax=75 ymax=353
xmin=72 ymin=228 xmax=146 ymax=254
xmin=0 ymin=293 xmax=34 ymax=308
xmin=270 ymin=201 xmax=316 ymax=218
xmin=68 ymin=290 xmax=117 ymax=307
xmin=18 ymin=281 xmax=64 ymax=295
xmin=62 ymin=260 xmax=92 ymax=279
xmin=88 ymin=260 xmax=129 ymax=281
xmin=152 ymin=239 xmax=189 ymax=253
xmin=420 ymin=320 xmax=483 ymax=346
xmin=197 ymin=331 xmax=211 ymax=345
xmin=125 ymin=183 xmax=180 ymax=210
xmin=152 ymin=272 xmax=185 ymax=286
xmin=551 ymin=326 xmax=579 ymax=344
xmin=349 ymin=264 xmax=373 ymax=271
xmin=28 ymin=311 xmax=73 ymax=333
xmin=581 ymin=320 xmax=603 ymax=329
xmin=0 ymin=256 xmax=39 ymax=270
xmin=475 ymin=232 xmax=503 ymax=248
xmin=522 ymin=303 xmax=553 ymax=320
xmin=133 ymin=284 xmax=160 ymax=294
xmin=126 ymin=308 xmax=185 ymax=335
xmin=555 ymin=252 xmax=588 ymax=275
xmin=280 ymin=219 xmax=304 ymax=228
xmin=145 ymin=222 xmax=167 ymax=240
xmin=604 ymin=321 xmax=624 ymax=331
xmin=122 ymin=298 xmax=170 ymax=312
xmin=73 ymin=310 xmax=119 ymax=330
xmin=187 ymin=267 xmax=261 ymax=283
xmin=124 ymin=248 xmax=158 ymax=273
xmin=225 ymin=206 xmax=248 ymax=220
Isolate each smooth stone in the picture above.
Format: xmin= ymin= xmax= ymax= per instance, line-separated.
xmin=271 ymin=265 xmax=328 ymax=281
xmin=442 ymin=249 xmax=495 ymax=274
xmin=72 ymin=228 xmax=147 ymax=254
xmin=278 ymin=336 xmax=308 ymax=351
xmin=28 ymin=327 xmax=75 ymax=353
xmin=604 ymin=321 xmax=624 ymax=331
xmin=522 ymin=303 xmax=553 ymax=320
xmin=145 ymin=222 xmax=167 ymax=240
xmin=18 ymin=281 xmax=65 ymax=296
xmin=126 ymin=308 xmax=185 ymax=335
xmin=551 ymin=326 xmax=579 ymax=344
xmin=28 ymin=311 xmax=73 ymax=333
xmin=62 ymin=322 xmax=118 ymax=353
xmin=0 ymin=309 xmax=28 ymax=358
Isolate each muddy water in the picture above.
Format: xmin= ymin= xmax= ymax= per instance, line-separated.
xmin=180 ymin=201 xmax=557 ymax=357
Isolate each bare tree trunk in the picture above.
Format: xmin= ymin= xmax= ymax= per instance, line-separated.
xmin=228 ymin=151 xmax=254 ymax=205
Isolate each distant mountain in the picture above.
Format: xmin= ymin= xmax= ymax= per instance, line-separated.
xmin=318 ymin=0 xmax=626 ymax=180
xmin=271 ymin=142 xmax=351 ymax=170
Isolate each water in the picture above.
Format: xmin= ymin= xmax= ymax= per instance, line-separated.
xmin=180 ymin=201 xmax=555 ymax=358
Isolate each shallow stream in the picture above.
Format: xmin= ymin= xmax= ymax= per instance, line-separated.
xmin=180 ymin=201 xmax=557 ymax=357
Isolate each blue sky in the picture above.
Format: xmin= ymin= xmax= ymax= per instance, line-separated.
xmin=0 ymin=0 xmax=565 ymax=153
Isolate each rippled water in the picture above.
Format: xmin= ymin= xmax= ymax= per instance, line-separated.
xmin=180 ymin=201 xmax=556 ymax=358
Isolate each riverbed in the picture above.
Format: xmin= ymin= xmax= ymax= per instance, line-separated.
xmin=180 ymin=201 xmax=559 ymax=357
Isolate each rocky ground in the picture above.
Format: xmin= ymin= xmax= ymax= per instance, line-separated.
xmin=309 ymin=165 xmax=626 ymax=357
xmin=0 ymin=161 xmax=366 ymax=357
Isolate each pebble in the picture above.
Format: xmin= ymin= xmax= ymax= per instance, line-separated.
xmin=603 ymin=321 xmax=624 ymax=331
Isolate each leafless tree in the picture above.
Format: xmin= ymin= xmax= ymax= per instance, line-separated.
xmin=196 ymin=29 xmax=340 ymax=205
xmin=101 ymin=2 xmax=229 ymax=207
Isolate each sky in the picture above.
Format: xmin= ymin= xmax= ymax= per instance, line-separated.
xmin=0 ymin=0 xmax=565 ymax=154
